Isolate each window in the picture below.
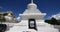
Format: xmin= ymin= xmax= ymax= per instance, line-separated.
xmin=28 ymin=19 xmax=37 ymax=30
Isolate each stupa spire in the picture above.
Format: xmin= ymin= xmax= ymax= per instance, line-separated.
xmin=31 ymin=0 xmax=34 ymax=3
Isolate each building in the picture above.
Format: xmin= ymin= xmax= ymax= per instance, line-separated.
xmin=0 ymin=11 xmax=18 ymax=23
xmin=6 ymin=0 xmax=59 ymax=32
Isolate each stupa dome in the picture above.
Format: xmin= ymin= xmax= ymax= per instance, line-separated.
xmin=27 ymin=0 xmax=37 ymax=9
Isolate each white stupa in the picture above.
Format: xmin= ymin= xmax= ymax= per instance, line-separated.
xmin=6 ymin=0 xmax=59 ymax=32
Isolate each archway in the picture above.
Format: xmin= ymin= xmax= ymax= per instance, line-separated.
xmin=28 ymin=19 xmax=37 ymax=30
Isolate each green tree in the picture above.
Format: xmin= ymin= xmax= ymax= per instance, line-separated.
xmin=0 ymin=14 xmax=6 ymax=24
xmin=45 ymin=17 xmax=60 ymax=25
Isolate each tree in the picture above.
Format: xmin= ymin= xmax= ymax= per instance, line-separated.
xmin=0 ymin=14 xmax=6 ymax=24
xmin=45 ymin=17 xmax=60 ymax=25
xmin=50 ymin=17 xmax=57 ymax=25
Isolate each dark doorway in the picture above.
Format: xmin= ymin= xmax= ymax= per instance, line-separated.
xmin=28 ymin=19 xmax=37 ymax=31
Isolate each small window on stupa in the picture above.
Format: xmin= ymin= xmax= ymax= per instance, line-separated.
xmin=28 ymin=19 xmax=37 ymax=31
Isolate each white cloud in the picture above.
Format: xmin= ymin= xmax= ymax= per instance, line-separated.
xmin=0 ymin=6 xmax=3 ymax=9
xmin=50 ymin=13 xmax=60 ymax=20
xmin=17 ymin=17 xmax=21 ymax=22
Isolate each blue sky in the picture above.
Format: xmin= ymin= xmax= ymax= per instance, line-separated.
xmin=0 ymin=0 xmax=60 ymax=20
